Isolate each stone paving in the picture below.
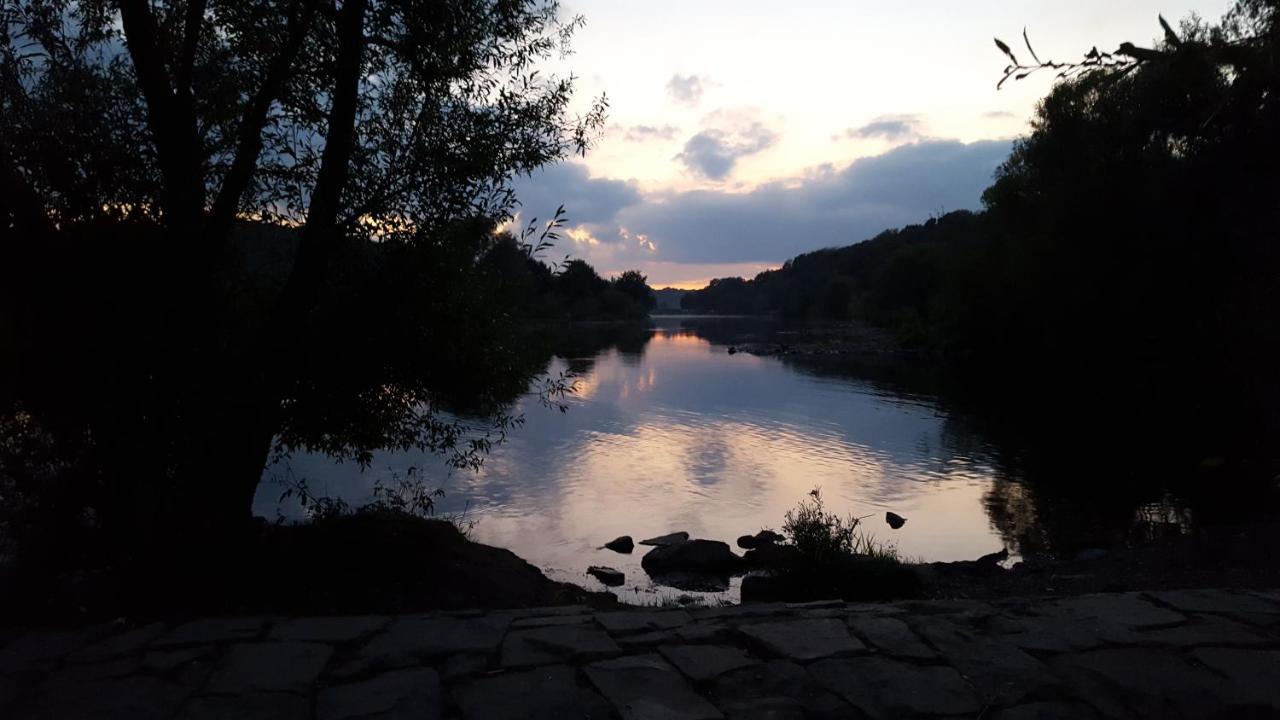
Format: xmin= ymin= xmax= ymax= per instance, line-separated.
xmin=3 ymin=588 xmax=1280 ymax=719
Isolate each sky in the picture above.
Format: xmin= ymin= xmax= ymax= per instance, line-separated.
xmin=513 ymin=0 xmax=1235 ymax=288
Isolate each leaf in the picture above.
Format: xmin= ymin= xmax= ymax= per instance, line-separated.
xmin=1159 ymin=14 xmax=1181 ymax=47
xmin=1022 ymin=28 xmax=1042 ymax=65
xmin=994 ymin=37 xmax=1019 ymax=65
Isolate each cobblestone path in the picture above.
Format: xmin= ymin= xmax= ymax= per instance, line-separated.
xmin=3 ymin=589 xmax=1279 ymax=718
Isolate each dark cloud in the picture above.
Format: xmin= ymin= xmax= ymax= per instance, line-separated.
xmin=841 ymin=114 xmax=921 ymax=141
xmin=666 ymin=74 xmax=706 ymax=106
xmin=637 ymin=139 xmax=1011 ymax=264
xmin=512 ymin=139 xmax=1011 ymax=272
xmin=511 ymin=162 xmax=640 ymax=227
xmin=620 ymin=124 xmax=680 ymax=143
xmin=676 ymin=123 xmax=778 ymax=180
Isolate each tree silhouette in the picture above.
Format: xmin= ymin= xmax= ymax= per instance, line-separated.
xmin=0 ymin=0 xmax=605 ymax=563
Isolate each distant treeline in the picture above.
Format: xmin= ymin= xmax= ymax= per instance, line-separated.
xmin=684 ymin=5 xmax=1280 ymax=426
xmin=484 ymin=234 xmax=656 ymax=321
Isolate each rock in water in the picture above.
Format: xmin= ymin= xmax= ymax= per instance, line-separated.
xmin=728 ymin=346 xmax=738 ymax=355
xmin=885 ymin=512 xmax=907 ymax=530
xmin=641 ymin=539 xmax=744 ymax=575
xmin=603 ymin=536 xmax=634 ymax=554
xmin=737 ymin=529 xmax=785 ymax=550
xmin=975 ymin=548 xmax=1009 ymax=566
xmin=587 ymin=566 xmax=625 ymax=587
xmin=754 ymin=529 xmax=785 ymax=545
xmin=639 ymin=531 xmax=690 ymax=547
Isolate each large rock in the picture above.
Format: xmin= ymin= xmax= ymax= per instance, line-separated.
xmin=604 ymin=536 xmax=635 ymax=554
xmin=642 ymin=540 xmax=744 ymax=576
xmin=588 ymin=566 xmax=626 ymax=587
xmin=742 ymin=544 xmax=801 ymax=569
xmin=737 ymin=530 xmax=784 ymax=550
xmin=640 ymin=532 xmax=690 ymax=547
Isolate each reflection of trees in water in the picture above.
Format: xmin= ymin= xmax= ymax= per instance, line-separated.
xmin=982 ymin=478 xmax=1043 ymax=557
xmin=537 ymin=318 xmax=1274 ymax=559
xmin=532 ymin=321 xmax=655 ymax=378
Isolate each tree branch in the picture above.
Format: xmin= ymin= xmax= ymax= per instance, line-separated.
xmin=175 ymin=0 xmax=207 ymax=95
xmin=117 ymin=0 xmax=204 ymax=230
xmin=282 ymin=0 xmax=367 ymax=313
xmin=208 ymin=0 xmax=319 ymax=235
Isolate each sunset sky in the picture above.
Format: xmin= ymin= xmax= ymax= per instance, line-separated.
xmin=513 ymin=0 xmax=1234 ymax=288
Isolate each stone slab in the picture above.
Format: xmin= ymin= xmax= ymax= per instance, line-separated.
xmin=1192 ymin=648 xmax=1280 ymax=710
xmin=67 ymin=622 xmax=167 ymax=664
xmin=1043 ymin=593 xmax=1186 ymax=629
xmin=35 ymin=674 xmax=194 ymax=720
xmin=1051 ymin=648 xmax=1227 ymax=719
xmin=453 ymin=664 xmax=614 ymax=720
xmin=270 ymin=615 xmax=388 ymax=644
xmin=739 ymin=618 xmax=864 ymax=661
xmin=1148 ymin=589 xmax=1280 ymax=617
xmin=342 ymin=615 xmax=509 ymax=675
xmin=317 ymin=667 xmax=440 ymax=720
xmin=809 ymin=656 xmax=982 ymax=718
xmin=909 ymin=616 xmax=1057 ymax=706
xmin=206 ymin=642 xmax=333 ymax=694
xmin=596 ymin=610 xmax=692 ymax=635
xmin=848 ymin=616 xmax=936 ymax=660
xmin=711 ymin=660 xmax=854 ymax=720
xmin=178 ymin=692 xmax=310 ymax=720
xmin=501 ymin=624 xmax=622 ymax=667
xmin=587 ymin=654 xmax=724 ymax=720
xmin=155 ymin=618 xmax=267 ymax=647
xmin=659 ymin=644 xmax=759 ymax=681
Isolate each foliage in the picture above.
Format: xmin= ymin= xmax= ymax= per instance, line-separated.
xmin=684 ymin=2 xmax=1280 ymax=466
xmin=0 ymin=0 xmax=606 ymax=573
xmin=481 ymin=233 xmax=657 ymax=321
xmin=768 ymin=488 xmax=913 ymax=602
xmin=783 ymin=488 xmax=898 ymax=564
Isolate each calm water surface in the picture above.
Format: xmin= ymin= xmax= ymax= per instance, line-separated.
xmin=256 ymin=317 xmax=1017 ymax=602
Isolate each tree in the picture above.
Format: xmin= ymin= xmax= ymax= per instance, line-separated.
xmin=612 ymin=270 xmax=656 ymax=311
xmin=0 ymin=0 xmax=605 ymax=562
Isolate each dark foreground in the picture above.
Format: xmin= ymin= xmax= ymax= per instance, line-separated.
xmin=4 ymin=588 xmax=1279 ymax=719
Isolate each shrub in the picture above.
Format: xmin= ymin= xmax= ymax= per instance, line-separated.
xmin=767 ymin=488 xmax=919 ymax=602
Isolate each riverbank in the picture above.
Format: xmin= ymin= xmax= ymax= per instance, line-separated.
xmin=5 ymin=588 xmax=1278 ymax=718
xmin=0 ymin=514 xmax=616 ymax=625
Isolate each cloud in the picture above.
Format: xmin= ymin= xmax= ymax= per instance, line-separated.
xmin=620 ymin=124 xmax=680 ymax=143
xmin=666 ymin=74 xmax=707 ymax=106
xmin=676 ymin=123 xmax=778 ymax=180
xmin=639 ymin=139 xmax=1010 ymax=264
xmin=511 ymin=162 xmax=640 ymax=227
xmin=982 ymin=110 xmax=1017 ymax=120
xmin=512 ymin=139 xmax=1011 ymax=283
xmin=840 ymin=114 xmax=922 ymax=141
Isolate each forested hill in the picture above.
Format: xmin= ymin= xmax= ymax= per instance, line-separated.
xmin=684 ymin=2 xmax=1280 ymax=462
xmin=680 ymin=210 xmax=987 ymax=329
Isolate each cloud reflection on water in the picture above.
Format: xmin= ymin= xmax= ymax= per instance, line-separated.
xmin=257 ymin=318 xmax=1009 ymax=601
